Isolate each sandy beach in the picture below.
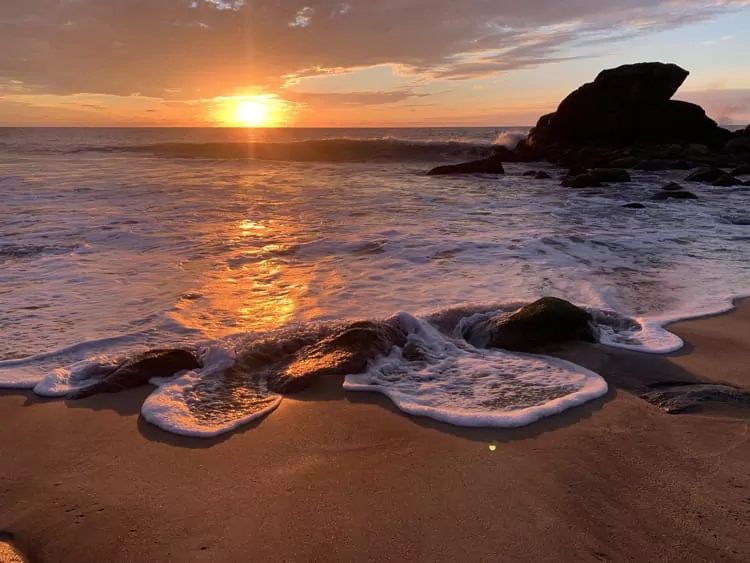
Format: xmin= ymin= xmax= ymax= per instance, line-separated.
xmin=1 ymin=302 xmax=749 ymax=563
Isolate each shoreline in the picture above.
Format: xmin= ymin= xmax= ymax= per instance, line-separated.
xmin=1 ymin=302 xmax=749 ymax=562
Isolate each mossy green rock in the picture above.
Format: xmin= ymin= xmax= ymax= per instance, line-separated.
xmin=465 ymin=297 xmax=599 ymax=352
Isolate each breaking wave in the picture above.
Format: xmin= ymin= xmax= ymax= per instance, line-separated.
xmin=72 ymin=138 xmax=500 ymax=162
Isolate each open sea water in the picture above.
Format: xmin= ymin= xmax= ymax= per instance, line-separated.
xmin=1 ymin=127 xmax=749 ymax=436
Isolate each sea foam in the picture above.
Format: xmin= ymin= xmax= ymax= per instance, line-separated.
xmin=344 ymin=312 xmax=608 ymax=427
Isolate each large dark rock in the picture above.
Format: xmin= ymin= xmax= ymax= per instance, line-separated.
xmin=68 ymin=349 xmax=200 ymax=399
xmin=528 ymin=63 xmax=731 ymax=151
xmin=731 ymin=163 xmax=750 ymax=176
xmin=428 ymin=155 xmax=505 ymax=176
xmin=266 ymin=321 xmax=406 ymax=394
xmin=464 ymin=297 xmax=599 ymax=353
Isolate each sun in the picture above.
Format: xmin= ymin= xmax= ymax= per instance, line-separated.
xmin=213 ymin=95 xmax=291 ymax=128
xmin=234 ymin=100 xmax=270 ymax=127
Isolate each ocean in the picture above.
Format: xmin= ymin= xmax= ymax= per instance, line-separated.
xmin=1 ymin=127 xmax=749 ymax=436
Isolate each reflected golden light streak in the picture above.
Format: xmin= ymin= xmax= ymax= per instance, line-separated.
xmin=172 ymin=217 xmax=342 ymax=337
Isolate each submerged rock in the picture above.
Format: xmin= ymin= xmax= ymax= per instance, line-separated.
xmin=640 ymin=383 xmax=750 ymax=414
xmin=711 ymin=174 xmax=742 ymax=187
xmin=662 ymin=181 xmax=684 ymax=191
xmin=67 ymin=349 xmax=200 ymax=399
xmin=685 ymin=167 xmax=726 ymax=183
xmin=427 ymin=155 xmax=505 ymax=176
xmin=464 ymin=297 xmax=599 ymax=353
xmin=622 ymin=203 xmax=646 ymax=209
xmin=651 ymin=190 xmax=698 ymax=201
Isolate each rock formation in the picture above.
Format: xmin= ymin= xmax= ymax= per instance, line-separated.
xmin=527 ymin=62 xmax=730 ymax=153
xmin=464 ymin=297 xmax=599 ymax=352
xmin=428 ymin=62 xmax=748 ymax=175
xmin=428 ymin=155 xmax=505 ymax=176
xmin=68 ymin=349 xmax=200 ymax=399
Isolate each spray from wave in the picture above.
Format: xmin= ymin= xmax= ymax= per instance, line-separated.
xmin=493 ymin=130 xmax=529 ymax=149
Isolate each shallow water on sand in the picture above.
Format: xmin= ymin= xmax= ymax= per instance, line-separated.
xmin=1 ymin=127 xmax=749 ymax=435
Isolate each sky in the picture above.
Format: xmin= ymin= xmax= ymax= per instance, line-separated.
xmin=1 ymin=0 xmax=750 ymax=127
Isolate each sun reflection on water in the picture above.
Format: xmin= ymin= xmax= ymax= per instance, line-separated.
xmin=171 ymin=216 xmax=332 ymax=337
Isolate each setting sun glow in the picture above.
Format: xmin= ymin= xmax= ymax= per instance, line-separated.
xmin=234 ymin=101 xmax=270 ymax=127
xmin=214 ymin=95 xmax=291 ymax=127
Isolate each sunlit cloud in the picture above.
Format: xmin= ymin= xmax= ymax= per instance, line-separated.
xmin=0 ymin=1 xmax=749 ymax=125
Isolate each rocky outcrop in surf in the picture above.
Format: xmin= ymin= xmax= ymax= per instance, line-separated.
xmin=684 ymin=167 xmax=743 ymax=186
xmin=463 ymin=297 xmax=599 ymax=352
xmin=238 ymin=321 xmax=407 ymax=394
xmin=6 ymin=298 xmax=749 ymax=438
xmin=428 ymin=62 xmax=749 ymax=175
xmin=428 ymin=155 xmax=505 ymax=176
xmin=65 ymin=349 xmax=200 ymax=399
xmin=527 ymin=62 xmax=729 ymax=152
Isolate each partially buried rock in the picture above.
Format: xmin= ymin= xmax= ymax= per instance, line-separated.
xmin=684 ymin=167 xmax=725 ymax=183
xmin=463 ymin=297 xmax=599 ymax=353
xmin=711 ymin=173 xmax=742 ymax=187
xmin=662 ymin=181 xmax=684 ymax=191
xmin=67 ymin=349 xmax=200 ymax=399
xmin=590 ymin=168 xmax=631 ymax=183
xmin=622 ymin=203 xmax=646 ymax=209
xmin=640 ymin=383 xmax=750 ymax=414
xmin=428 ymin=155 xmax=505 ymax=176
xmin=651 ymin=190 xmax=698 ymax=201
xmin=561 ymin=173 xmax=601 ymax=188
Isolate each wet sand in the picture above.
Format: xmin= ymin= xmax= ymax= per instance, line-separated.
xmin=1 ymin=302 xmax=749 ymax=562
